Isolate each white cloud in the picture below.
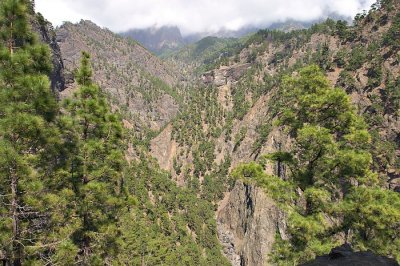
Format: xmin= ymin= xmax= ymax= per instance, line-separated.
xmin=35 ymin=0 xmax=376 ymax=34
xmin=35 ymin=0 xmax=85 ymax=26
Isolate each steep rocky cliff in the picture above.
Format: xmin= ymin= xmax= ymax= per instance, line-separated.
xmin=56 ymin=20 xmax=182 ymax=130
xmin=217 ymin=181 xmax=288 ymax=266
xmin=31 ymin=12 xmax=65 ymax=94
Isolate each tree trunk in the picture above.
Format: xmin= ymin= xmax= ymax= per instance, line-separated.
xmin=10 ymin=165 xmax=22 ymax=266
xmin=8 ymin=21 xmax=14 ymax=55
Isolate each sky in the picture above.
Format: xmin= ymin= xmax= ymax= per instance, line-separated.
xmin=35 ymin=0 xmax=376 ymax=35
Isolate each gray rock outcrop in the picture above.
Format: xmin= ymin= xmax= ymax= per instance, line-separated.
xmin=31 ymin=15 xmax=66 ymax=93
xmin=217 ymin=181 xmax=287 ymax=266
xmin=202 ymin=64 xmax=251 ymax=87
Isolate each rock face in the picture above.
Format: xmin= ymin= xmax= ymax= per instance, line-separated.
xmin=31 ymin=15 xmax=65 ymax=93
xmin=217 ymin=181 xmax=287 ymax=266
xmin=202 ymin=64 xmax=251 ymax=87
xmin=301 ymin=244 xmax=399 ymax=266
xmin=56 ymin=20 xmax=181 ymax=130
xmin=150 ymin=124 xmax=177 ymax=171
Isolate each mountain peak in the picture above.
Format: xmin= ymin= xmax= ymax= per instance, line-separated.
xmin=121 ymin=25 xmax=184 ymax=55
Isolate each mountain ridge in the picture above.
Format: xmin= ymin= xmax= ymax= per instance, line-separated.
xmin=56 ymin=20 xmax=183 ymax=132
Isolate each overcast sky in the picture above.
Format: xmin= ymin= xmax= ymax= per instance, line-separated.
xmin=35 ymin=0 xmax=375 ymax=35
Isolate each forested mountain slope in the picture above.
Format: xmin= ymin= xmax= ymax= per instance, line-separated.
xmin=167 ymin=36 xmax=245 ymax=74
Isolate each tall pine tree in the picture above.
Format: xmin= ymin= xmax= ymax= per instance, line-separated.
xmin=0 ymin=0 xmax=61 ymax=264
xmin=64 ymin=51 xmax=127 ymax=264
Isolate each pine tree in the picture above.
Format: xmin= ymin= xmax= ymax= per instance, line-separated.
xmin=271 ymin=66 xmax=378 ymax=263
xmin=64 ymin=51 xmax=127 ymax=264
xmin=276 ymin=65 xmax=376 ymax=190
xmin=234 ymin=65 xmax=399 ymax=264
xmin=0 ymin=0 xmax=61 ymax=264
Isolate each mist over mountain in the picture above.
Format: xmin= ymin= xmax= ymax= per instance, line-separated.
xmin=120 ymin=14 xmax=352 ymax=55
xmin=120 ymin=25 xmax=259 ymax=55
xmin=183 ymin=26 xmax=259 ymax=44
xmin=121 ymin=26 xmax=185 ymax=55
